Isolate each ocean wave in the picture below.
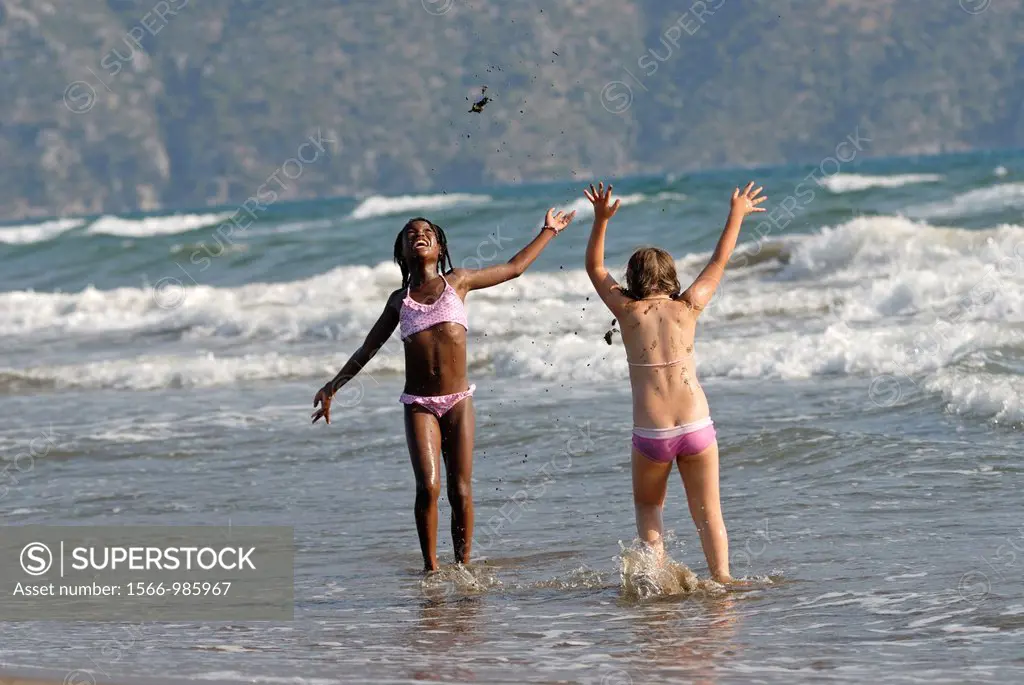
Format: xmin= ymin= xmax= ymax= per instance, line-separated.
xmin=86 ymin=212 xmax=232 ymax=238
xmin=2 ymin=321 xmax=1022 ymax=401
xmin=349 ymin=193 xmax=492 ymax=220
xmin=560 ymin=193 xmax=643 ymax=217
xmin=905 ymin=182 xmax=1024 ymax=220
xmin=0 ymin=263 xmax=405 ymax=339
xmin=698 ymin=217 xmax=1024 ymax=329
xmin=0 ymin=218 xmax=85 ymax=245
xmin=557 ymin=191 xmax=687 ymax=217
xmin=1 ymin=217 xmax=1021 ymax=398
xmin=4 ymin=217 xmax=1022 ymax=340
xmin=0 ymin=351 xmax=399 ymax=393
xmin=472 ymin=319 xmax=1024 ymax=387
xmin=729 ymin=241 xmax=790 ymax=269
xmin=779 ymin=215 xmax=1024 ymax=279
xmin=925 ymin=370 xmax=1024 ymax=424
xmin=700 ymin=322 xmax=1022 ymax=381
xmin=820 ymin=173 xmax=943 ymax=193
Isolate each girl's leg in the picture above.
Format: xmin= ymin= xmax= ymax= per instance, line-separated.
xmin=677 ymin=441 xmax=731 ymax=582
xmin=404 ymin=405 xmax=443 ymax=571
xmin=440 ymin=398 xmax=475 ymax=565
xmin=631 ymin=447 xmax=673 ymax=558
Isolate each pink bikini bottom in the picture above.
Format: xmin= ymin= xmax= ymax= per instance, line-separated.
xmin=400 ymin=384 xmax=476 ymax=418
xmin=632 ymin=417 xmax=716 ymax=463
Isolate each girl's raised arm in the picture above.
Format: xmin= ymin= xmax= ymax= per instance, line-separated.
xmin=312 ymin=290 xmax=402 ymax=425
xmin=681 ymin=182 xmax=766 ymax=312
xmin=453 ymin=208 xmax=576 ymax=292
xmin=585 ymin=182 xmax=631 ymax=316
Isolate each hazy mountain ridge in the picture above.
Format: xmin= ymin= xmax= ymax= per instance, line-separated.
xmin=1 ymin=0 xmax=1022 ymax=221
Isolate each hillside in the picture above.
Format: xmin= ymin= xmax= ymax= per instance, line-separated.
xmin=1 ymin=0 xmax=1022 ymax=220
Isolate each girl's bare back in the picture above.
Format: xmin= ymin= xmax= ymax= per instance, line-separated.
xmin=618 ymin=298 xmax=711 ymax=430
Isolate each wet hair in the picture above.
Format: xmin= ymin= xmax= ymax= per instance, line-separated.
xmin=393 ymin=217 xmax=453 ymax=289
xmin=603 ymin=247 xmax=681 ymax=344
xmin=622 ymin=247 xmax=681 ymax=300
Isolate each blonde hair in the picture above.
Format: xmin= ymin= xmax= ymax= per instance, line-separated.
xmin=623 ymin=247 xmax=680 ymax=300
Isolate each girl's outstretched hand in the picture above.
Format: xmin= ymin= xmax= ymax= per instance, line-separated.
xmin=584 ymin=182 xmax=621 ymax=221
xmin=731 ymin=182 xmax=767 ymax=216
xmin=544 ymin=207 xmax=577 ymax=234
xmin=311 ymin=383 xmax=333 ymax=424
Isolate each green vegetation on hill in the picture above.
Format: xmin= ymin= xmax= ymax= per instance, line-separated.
xmin=1 ymin=0 xmax=1022 ymax=220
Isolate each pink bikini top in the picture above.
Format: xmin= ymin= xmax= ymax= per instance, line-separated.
xmin=399 ymin=274 xmax=469 ymax=341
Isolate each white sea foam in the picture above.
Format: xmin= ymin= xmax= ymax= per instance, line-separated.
xmin=262 ymin=218 xmax=335 ymax=234
xmin=0 ymin=351 xmax=400 ymax=392
xmin=652 ymin=191 xmax=688 ymax=203
xmin=6 ymin=217 xmax=1022 ymax=345
xmin=349 ymin=193 xmax=492 ymax=220
xmin=2 ymin=217 xmax=1021 ymax=408
xmin=925 ymin=370 xmax=1024 ymax=423
xmin=906 ymin=182 xmax=1024 ymax=219
xmin=0 ymin=218 xmax=85 ymax=245
xmin=558 ymin=193 xmax=645 ymax=217
xmin=820 ymin=173 xmax=943 ymax=193
xmin=86 ymin=212 xmax=232 ymax=237
xmin=557 ymin=191 xmax=683 ymax=217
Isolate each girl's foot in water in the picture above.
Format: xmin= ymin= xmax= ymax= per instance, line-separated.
xmin=641 ymin=539 xmax=666 ymax=564
xmin=713 ymin=573 xmax=753 ymax=587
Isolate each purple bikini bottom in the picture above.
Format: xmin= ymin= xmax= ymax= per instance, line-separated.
xmin=632 ymin=417 xmax=716 ymax=463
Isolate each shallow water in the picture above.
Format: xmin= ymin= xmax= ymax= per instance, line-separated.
xmin=2 ymin=151 xmax=1023 ymax=683
xmin=1 ymin=374 xmax=1021 ymax=683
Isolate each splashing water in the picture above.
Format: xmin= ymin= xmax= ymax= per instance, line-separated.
xmin=530 ymin=566 xmax=609 ymax=591
xmin=419 ymin=563 xmax=502 ymax=599
xmin=616 ymin=538 xmax=726 ymax=601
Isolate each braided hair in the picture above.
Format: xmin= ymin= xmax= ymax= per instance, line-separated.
xmin=393 ymin=217 xmax=454 ymax=289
